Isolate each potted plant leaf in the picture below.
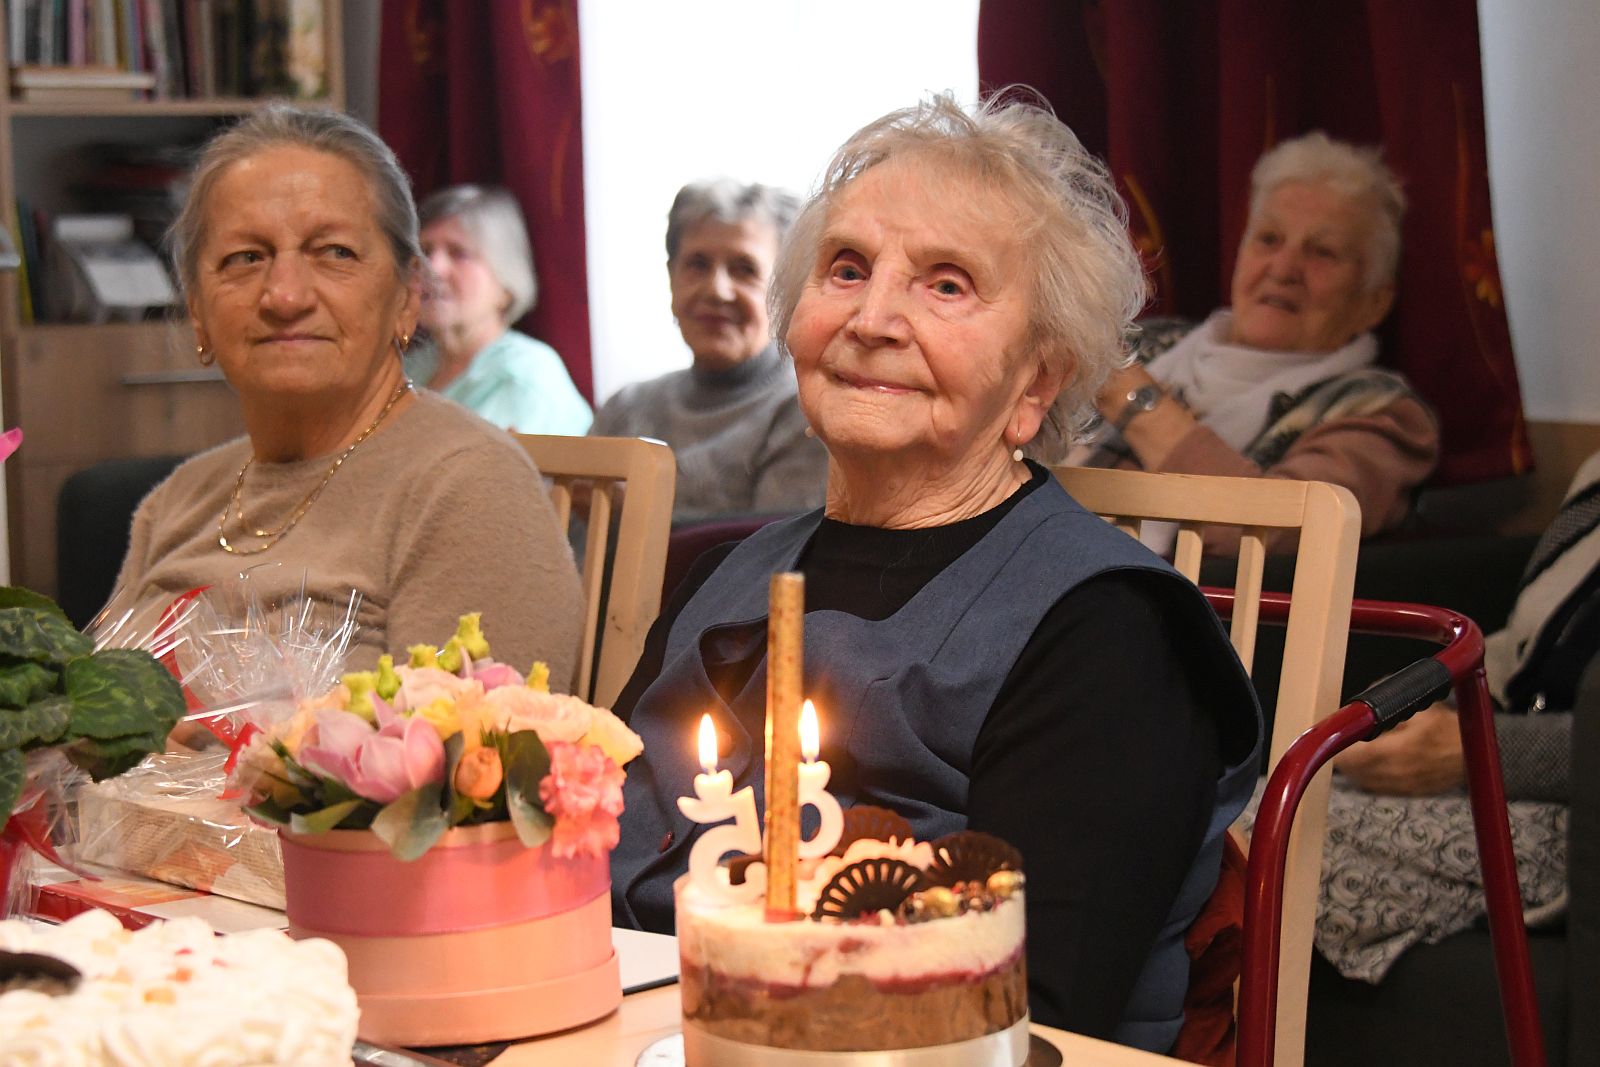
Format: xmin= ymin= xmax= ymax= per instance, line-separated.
xmin=0 ymin=586 xmax=185 ymax=908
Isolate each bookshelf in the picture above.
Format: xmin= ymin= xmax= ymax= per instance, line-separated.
xmin=0 ymin=1 xmax=346 ymax=597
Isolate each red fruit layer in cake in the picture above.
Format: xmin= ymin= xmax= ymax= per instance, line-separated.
xmin=680 ymin=950 xmax=1026 ymax=1052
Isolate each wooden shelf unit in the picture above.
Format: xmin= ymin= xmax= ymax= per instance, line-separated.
xmin=0 ymin=2 xmax=345 ymax=598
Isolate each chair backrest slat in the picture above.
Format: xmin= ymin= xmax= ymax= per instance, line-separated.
xmin=515 ymin=435 xmax=676 ymax=708
xmin=1229 ymin=527 xmax=1269 ymax=674
xmin=1052 ymin=465 xmax=1359 ymax=1067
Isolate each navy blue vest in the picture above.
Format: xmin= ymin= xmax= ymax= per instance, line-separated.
xmin=611 ymin=477 xmax=1260 ymax=1052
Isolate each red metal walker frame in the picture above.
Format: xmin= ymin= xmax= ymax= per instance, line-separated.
xmin=1203 ymin=591 xmax=1548 ymax=1067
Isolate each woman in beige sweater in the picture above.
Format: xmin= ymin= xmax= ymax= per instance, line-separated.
xmin=112 ymin=106 xmax=584 ymax=685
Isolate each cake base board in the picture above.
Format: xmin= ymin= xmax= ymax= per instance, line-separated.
xmin=637 ymin=1017 xmax=1042 ymax=1066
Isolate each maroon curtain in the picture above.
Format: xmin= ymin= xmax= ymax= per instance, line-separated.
xmin=378 ymin=0 xmax=593 ymax=401
xmin=979 ymin=0 xmax=1529 ymax=486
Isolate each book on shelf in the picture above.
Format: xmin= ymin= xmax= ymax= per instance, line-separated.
xmin=11 ymin=63 xmax=156 ymax=101
xmin=6 ymin=0 xmax=327 ymax=101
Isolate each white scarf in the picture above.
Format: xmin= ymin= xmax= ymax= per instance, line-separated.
xmin=1144 ymin=310 xmax=1379 ymax=452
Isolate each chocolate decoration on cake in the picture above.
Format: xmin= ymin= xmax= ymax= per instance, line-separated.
xmin=829 ymin=805 xmax=916 ymax=856
xmin=725 ymin=853 xmax=759 ymax=885
xmin=0 ymin=950 xmax=81 ymax=996
xmin=925 ymin=831 xmax=1024 ymax=888
xmin=811 ymin=858 xmax=929 ymax=921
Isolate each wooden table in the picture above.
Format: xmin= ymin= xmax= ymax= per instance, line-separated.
xmin=489 ymin=984 xmax=1179 ymax=1066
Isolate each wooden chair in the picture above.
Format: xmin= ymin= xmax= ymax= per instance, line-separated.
xmin=1052 ymin=466 xmax=1361 ymax=1067
xmin=515 ymin=435 xmax=675 ymax=708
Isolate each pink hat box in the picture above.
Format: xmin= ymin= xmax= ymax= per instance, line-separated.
xmin=280 ymin=821 xmax=620 ymax=1046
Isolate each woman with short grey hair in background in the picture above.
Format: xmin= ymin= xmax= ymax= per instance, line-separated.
xmin=410 ymin=184 xmax=593 ymax=435
xmin=590 ymin=178 xmax=829 ymax=524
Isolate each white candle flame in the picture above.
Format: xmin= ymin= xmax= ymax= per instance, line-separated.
xmin=800 ymin=699 xmax=819 ymax=763
xmin=698 ymin=713 xmax=719 ymax=775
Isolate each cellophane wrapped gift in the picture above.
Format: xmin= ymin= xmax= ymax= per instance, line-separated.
xmin=67 ymin=571 xmax=360 ymax=908
xmin=75 ymin=750 xmax=285 ymax=908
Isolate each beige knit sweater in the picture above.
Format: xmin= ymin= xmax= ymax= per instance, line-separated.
xmin=113 ymin=392 xmax=586 ymax=690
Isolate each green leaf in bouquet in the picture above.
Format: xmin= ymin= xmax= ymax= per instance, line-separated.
xmin=505 ymin=729 xmax=553 ymax=849
xmin=0 ymin=694 xmax=71 ymax=750
xmin=439 ymin=731 xmax=468 ymax=825
xmin=0 ymin=607 xmax=92 ymax=666
xmin=289 ymin=798 xmax=365 ymax=835
xmin=62 ymin=650 xmax=183 ymax=742
xmin=244 ymin=795 xmax=294 ymax=827
xmin=0 ymin=745 xmax=23 ymax=830
xmin=0 ymin=661 xmax=56 ymax=708
xmin=0 ymin=587 xmax=70 ymax=621
xmin=371 ymin=782 xmax=449 ymax=861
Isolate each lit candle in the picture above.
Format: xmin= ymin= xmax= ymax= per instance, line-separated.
xmin=765 ymin=572 xmax=805 ymax=918
xmin=677 ymin=714 xmax=764 ymax=903
xmin=796 ymin=699 xmax=843 ymax=860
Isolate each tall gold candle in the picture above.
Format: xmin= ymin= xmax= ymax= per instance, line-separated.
xmin=764 ymin=571 xmax=804 ymax=919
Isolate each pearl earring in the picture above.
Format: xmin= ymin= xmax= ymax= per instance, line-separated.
xmin=1012 ymin=447 xmax=1024 ymax=463
xmin=803 ymin=425 xmax=816 ymax=439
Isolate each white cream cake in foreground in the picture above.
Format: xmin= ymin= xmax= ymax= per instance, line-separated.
xmin=677 ymin=816 xmax=1028 ymax=1054
xmin=0 ymin=909 xmax=358 ymax=1066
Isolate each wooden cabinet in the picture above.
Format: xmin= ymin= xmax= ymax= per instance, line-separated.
xmin=0 ymin=2 xmax=345 ymax=597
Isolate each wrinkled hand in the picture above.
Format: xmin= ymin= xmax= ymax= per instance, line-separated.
xmin=1333 ymin=705 xmax=1466 ymax=796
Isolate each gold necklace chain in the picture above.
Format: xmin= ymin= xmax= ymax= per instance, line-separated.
xmin=218 ymin=379 xmax=412 ymax=555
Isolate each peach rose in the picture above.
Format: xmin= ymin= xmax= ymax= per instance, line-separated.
xmin=454 ymin=746 xmax=504 ymax=800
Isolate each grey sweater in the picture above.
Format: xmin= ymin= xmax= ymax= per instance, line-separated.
xmin=114 ymin=392 xmax=586 ymax=690
xmin=590 ymin=346 xmax=828 ymax=522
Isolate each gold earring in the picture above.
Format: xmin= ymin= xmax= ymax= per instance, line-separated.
xmin=196 ymin=344 xmax=215 ymax=367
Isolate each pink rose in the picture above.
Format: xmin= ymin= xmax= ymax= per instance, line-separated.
xmin=538 ymin=741 xmax=624 ymax=859
xmin=471 ymin=662 xmax=524 ymax=691
xmin=483 ymin=687 xmax=591 ymax=745
xmin=393 ymin=667 xmax=482 ymax=714
xmin=298 ymin=701 xmax=446 ymax=804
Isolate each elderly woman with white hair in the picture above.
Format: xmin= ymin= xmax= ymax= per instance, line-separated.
xmin=1075 ymin=132 xmax=1439 ymax=550
xmin=409 ymin=184 xmax=592 ymax=434
xmin=609 ymin=96 xmax=1261 ymax=1054
xmin=591 ymin=178 xmax=828 ymax=521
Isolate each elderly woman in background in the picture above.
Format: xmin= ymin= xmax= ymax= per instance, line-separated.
xmin=609 ymin=97 xmax=1261 ymax=1053
xmin=408 ymin=184 xmax=593 ymax=435
xmin=1074 ymin=132 xmax=1438 ymax=550
xmin=114 ymin=107 xmax=585 ymax=684
xmin=590 ymin=179 xmax=828 ymax=522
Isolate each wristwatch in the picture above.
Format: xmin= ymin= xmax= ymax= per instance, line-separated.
xmin=1112 ymin=383 xmax=1164 ymax=433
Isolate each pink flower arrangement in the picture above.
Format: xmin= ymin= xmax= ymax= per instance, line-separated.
xmin=232 ymin=614 xmax=642 ymax=861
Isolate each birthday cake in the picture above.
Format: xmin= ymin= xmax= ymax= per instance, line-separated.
xmin=0 ymin=909 xmax=358 ymax=1065
xmin=676 ymin=810 xmax=1028 ymax=1058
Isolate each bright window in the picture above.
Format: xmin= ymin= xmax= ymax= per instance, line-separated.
xmin=579 ymin=0 xmax=980 ymax=402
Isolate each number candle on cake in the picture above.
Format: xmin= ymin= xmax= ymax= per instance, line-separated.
xmin=678 ymin=714 xmax=764 ymax=903
xmin=764 ymin=571 xmax=805 ymax=918
xmin=796 ymin=699 xmax=844 ymax=860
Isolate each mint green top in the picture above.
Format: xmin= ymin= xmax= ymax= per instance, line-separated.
xmin=410 ymin=330 xmax=593 ymax=435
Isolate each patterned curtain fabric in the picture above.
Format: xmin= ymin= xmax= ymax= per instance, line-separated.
xmin=378 ymin=0 xmax=593 ymax=400
xmin=978 ymin=0 xmax=1530 ymax=486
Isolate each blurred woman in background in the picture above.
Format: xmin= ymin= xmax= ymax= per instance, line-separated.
xmin=410 ymin=185 xmax=592 ymax=435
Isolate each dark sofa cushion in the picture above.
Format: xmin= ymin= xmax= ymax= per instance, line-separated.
xmin=1305 ymin=926 xmax=1568 ymax=1067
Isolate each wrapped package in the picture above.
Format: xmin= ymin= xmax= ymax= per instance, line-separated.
xmin=75 ymin=751 xmax=285 ymax=910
